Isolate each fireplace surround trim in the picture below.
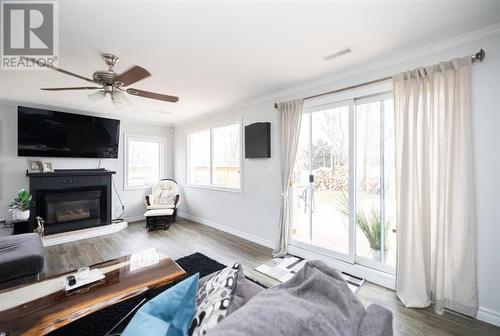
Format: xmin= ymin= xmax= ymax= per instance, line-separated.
xmin=27 ymin=169 xmax=116 ymax=235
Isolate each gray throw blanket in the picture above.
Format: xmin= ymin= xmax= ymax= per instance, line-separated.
xmin=208 ymin=260 xmax=392 ymax=336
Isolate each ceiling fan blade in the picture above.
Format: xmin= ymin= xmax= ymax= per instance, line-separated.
xmin=114 ymin=65 xmax=151 ymax=86
xmin=126 ymin=88 xmax=179 ymax=103
xmin=22 ymin=57 xmax=96 ymax=84
xmin=41 ymin=86 xmax=102 ymax=91
xmin=87 ymin=90 xmax=106 ymax=102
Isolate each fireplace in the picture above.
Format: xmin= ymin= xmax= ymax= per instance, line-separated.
xmin=40 ymin=187 xmax=106 ymax=234
xmin=27 ymin=169 xmax=115 ymax=235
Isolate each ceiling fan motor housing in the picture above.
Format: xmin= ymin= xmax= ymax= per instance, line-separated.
xmin=93 ymin=70 xmax=117 ymax=86
xmin=92 ymin=54 xmax=120 ymax=85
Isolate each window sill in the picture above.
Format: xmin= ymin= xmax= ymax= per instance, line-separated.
xmin=123 ymin=185 xmax=153 ymax=191
xmin=185 ymin=184 xmax=242 ymax=194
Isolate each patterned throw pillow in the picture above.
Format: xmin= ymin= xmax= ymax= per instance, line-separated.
xmin=189 ymin=264 xmax=240 ymax=336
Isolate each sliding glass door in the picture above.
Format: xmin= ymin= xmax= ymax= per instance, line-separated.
xmin=354 ymin=97 xmax=397 ymax=267
xmin=291 ymin=103 xmax=351 ymax=258
xmin=290 ymin=93 xmax=396 ymax=271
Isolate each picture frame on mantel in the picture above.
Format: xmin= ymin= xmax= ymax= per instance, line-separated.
xmin=42 ymin=162 xmax=55 ymax=173
xmin=27 ymin=160 xmax=43 ymax=173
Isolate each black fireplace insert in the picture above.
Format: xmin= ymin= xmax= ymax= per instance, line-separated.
xmin=39 ymin=187 xmax=106 ymax=235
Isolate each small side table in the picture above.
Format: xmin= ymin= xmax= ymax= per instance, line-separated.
xmin=2 ymin=220 xmax=30 ymax=235
xmin=0 ymin=222 xmax=13 ymax=237
xmin=13 ymin=220 xmax=30 ymax=235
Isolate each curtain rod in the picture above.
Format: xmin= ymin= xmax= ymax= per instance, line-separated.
xmin=274 ymin=49 xmax=485 ymax=109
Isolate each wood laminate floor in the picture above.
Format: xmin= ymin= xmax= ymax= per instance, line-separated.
xmin=44 ymin=219 xmax=500 ymax=336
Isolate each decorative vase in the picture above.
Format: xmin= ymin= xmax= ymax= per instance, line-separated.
xmin=371 ymin=249 xmax=382 ymax=260
xmin=371 ymin=248 xmax=388 ymax=261
xmin=15 ymin=209 xmax=30 ymax=221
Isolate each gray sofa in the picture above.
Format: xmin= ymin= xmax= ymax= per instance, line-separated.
xmin=201 ymin=261 xmax=393 ymax=336
xmin=0 ymin=233 xmax=45 ymax=287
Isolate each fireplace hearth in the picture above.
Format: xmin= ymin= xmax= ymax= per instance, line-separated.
xmin=27 ymin=169 xmax=115 ymax=235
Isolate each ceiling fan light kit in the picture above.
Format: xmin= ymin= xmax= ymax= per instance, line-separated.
xmin=87 ymin=90 xmax=106 ymax=102
xmin=111 ymin=91 xmax=131 ymax=107
xmin=26 ymin=53 xmax=179 ymax=105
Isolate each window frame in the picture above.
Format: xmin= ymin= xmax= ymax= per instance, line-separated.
xmin=288 ymin=81 xmax=396 ymax=275
xmin=124 ymin=133 xmax=166 ymax=190
xmin=186 ymin=120 xmax=243 ymax=193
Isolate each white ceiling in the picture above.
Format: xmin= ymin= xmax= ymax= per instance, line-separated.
xmin=1 ymin=0 xmax=500 ymax=125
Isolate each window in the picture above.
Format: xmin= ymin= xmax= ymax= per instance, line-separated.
xmin=125 ymin=135 xmax=165 ymax=189
xmin=187 ymin=130 xmax=210 ymax=185
xmin=212 ymin=123 xmax=241 ymax=188
xmin=291 ymin=91 xmax=396 ymax=273
xmin=187 ymin=122 xmax=241 ymax=190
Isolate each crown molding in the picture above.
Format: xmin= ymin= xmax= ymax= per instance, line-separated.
xmin=174 ymin=22 xmax=500 ymax=127
xmin=272 ymin=22 xmax=500 ymax=100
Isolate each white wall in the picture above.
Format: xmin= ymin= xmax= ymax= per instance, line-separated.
xmin=0 ymin=103 xmax=174 ymax=222
xmin=175 ymin=104 xmax=281 ymax=247
xmin=174 ymin=30 xmax=500 ymax=325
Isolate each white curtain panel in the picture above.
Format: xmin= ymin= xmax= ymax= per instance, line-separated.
xmin=274 ymin=99 xmax=304 ymax=257
xmin=394 ymin=57 xmax=477 ymax=316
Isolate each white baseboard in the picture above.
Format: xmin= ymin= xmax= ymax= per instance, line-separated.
xmin=178 ymin=212 xmax=274 ymax=249
xmin=124 ymin=215 xmax=145 ymax=223
xmin=477 ymin=306 xmax=500 ymax=327
xmin=42 ymin=222 xmax=128 ymax=247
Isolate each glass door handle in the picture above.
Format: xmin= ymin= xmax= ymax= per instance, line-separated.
xmin=309 ymin=180 xmax=316 ymax=213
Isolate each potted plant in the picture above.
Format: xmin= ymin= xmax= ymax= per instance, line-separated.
xmin=338 ymin=192 xmax=390 ymax=259
xmin=355 ymin=207 xmax=390 ymax=259
xmin=9 ymin=189 xmax=35 ymax=221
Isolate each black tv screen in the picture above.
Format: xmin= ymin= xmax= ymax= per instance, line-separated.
xmin=18 ymin=106 xmax=120 ymax=158
xmin=245 ymin=122 xmax=271 ymax=158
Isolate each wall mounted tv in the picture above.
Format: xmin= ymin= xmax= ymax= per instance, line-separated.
xmin=18 ymin=106 xmax=120 ymax=158
xmin=245 ymin=122 xmax=271 ymax=158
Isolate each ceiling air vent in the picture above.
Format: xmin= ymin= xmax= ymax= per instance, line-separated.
xmin=324 ymin=47 xmax=352 ymax=61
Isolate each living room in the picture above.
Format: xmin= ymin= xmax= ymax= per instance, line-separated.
xmin=0 ymin=1 xmax=499 ymax=335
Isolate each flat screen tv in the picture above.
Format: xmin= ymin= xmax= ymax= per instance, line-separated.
xmin=18 ymin=106 xmax=120 ymax=158
xmin=245 ymin=122 xmax=271 ymax=158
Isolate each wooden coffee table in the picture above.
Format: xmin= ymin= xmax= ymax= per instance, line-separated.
xmin=0 ymin=249 xmax=186 ymax=336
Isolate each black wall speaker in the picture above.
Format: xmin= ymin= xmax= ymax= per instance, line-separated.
xmin=245 ymin=122 xmax=271 ymax=158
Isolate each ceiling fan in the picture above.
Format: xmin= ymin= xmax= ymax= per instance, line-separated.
xmin=24 ymin=54 xmax=179 ymax=106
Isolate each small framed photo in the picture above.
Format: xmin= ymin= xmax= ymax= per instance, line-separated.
xmin=27 ymin=160 xmax=43 ymax=173
xmin=42 ymin=161 xmax=55 ymax=173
